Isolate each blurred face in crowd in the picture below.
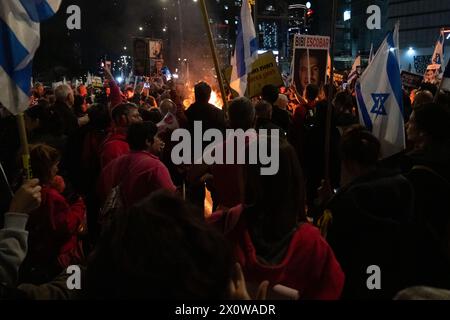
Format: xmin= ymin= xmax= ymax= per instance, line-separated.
xmin=35 ymin=85 xmax=44 ymax=97
xmin=300 ymin=55 xmax=320 ymax=91
xmin=424 ymin=69 xmax=436 ymax=83
xmin=126 ymin=89 xmax=135 ymax=100
xmin=275 ymin=94 xmax=289 ymax=110
xmin=406 ymin=111 xmax=422 ymax=146
xmin=127 ymin=108 xmax=143 ymax=125
xmin=78 ymin=85 xmax=88 ymax=97
xmin=148 ymin=134 xmax=165 ymax=156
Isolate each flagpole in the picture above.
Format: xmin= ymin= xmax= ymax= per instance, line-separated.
xmin=16 ymin=113 xmax=32 ymax=180
xmin=198 ymin=0 xmax=229 ymax=113
xmin=324 ymin=0 xmax=338 ymax=185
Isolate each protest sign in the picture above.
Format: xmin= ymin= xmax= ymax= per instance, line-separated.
xmin=292 ymin=34 xmax=330 ymax=96
xmin=401 ymin=71 xmax=423 ymax=90
xmin=247 ymin=52 xmax=283 ymax=98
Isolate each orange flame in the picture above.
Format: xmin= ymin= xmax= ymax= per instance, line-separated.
xmin=182 ymin=85 xmax=224 ymax=110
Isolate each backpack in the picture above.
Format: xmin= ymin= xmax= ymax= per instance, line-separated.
xmin=99 ymin=184 xmax=123 ymax=227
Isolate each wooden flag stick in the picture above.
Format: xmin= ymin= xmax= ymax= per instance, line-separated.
xmin=16 ymin=113 xmax=32 ymax=180
xmin=199 ymin=0 xmax=229 ymax=113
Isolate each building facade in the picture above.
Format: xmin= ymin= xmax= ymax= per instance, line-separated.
xmin=386 ymin=0 xmax=450 ymax=74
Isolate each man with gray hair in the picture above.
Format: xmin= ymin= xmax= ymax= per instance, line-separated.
xmin=53 ymin=84 xmax=79 ymax=136
xmin=255 ymin=100 xmax=283 ymax=133
xmin=228 ymin=97 xmax=255 ymax=131
xmin=159 ymin=99 xmax=177 ymax=117
xmin=210 ymin=97 xmax=258 ymax=209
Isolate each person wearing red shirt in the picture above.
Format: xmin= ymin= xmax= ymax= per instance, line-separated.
xmin=99 ymin=122 xmax=176 ymax=210
xmin=99 ymin=103 xmax=143 ymax=169
xmin=20 ymin=144 xmax=86 ymax=284
xmin=210 ymin=97 xmax=257 ymax=210
xmin=209 ymin=138 xmax=344 ymax=300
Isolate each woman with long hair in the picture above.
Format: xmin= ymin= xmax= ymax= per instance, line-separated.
xmin=210 ymin=138 xmax=344 ymax=300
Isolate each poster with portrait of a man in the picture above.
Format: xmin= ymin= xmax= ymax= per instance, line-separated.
xmin=292 ymin=34 xmax=330 ymax=97
xmin=424 ymin=63 xmax=440 ymax=84
xmin=149 ymin=40 xmax=163 ymax=59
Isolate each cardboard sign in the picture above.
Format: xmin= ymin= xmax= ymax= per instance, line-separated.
xmin=401 ymin=71 xmax=423 ymax=89
xmin=294 ymin=34 xmax=331 ymax=50
xmin=292 ymin=34 xmax=330 ymax=96
xmin=92 ymin=76 xmax=103 ymax=88
xmin=247 ymin=52 xmax=284 ymax=98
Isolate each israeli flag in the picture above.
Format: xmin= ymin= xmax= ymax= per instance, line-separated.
xmin=347 ymin=56 xmax=361 ymax=84
xmin=355 ymin=23 xmax=405 ymax=158
xmin=230 ymin=0 xmax=258 ymax=97
xmin=0 ymin=0 xmax=61 ymax=115
xmin=432 ymin=29 xmax=445 ymax=67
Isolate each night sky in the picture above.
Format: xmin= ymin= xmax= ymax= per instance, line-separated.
xmin=34 ymin=0 xmax=211 ymax=81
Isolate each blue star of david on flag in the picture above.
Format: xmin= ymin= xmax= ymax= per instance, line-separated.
xmin=370 ymin=93 xmax=389 ymax=115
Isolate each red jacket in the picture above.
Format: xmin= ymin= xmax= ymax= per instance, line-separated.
xmin=211 ymin=133 xmax=257 ymax=209
xmin=99 ymin=128 xmax=129 ymax=169
xmin=98 ymin=151 xmax=176 ymax=208
xmin=108 ymin=79 xmax=124 ymax=110
xmin=210 ymin=205 xmax=345 ymax=300
xmin=25 ymin=186 xmax=86 ymax=273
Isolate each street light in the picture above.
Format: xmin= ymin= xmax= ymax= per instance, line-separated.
xmin=139 ymin=26 xmax=143 ymax=31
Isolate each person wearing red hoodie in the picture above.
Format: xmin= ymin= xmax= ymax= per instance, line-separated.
xmin=98 ymin=121 xmax=176 ymax=211
xmin=209 ymin=138 xmax=344 ymax=300
xmin=99 ymin=103 xmax=143 ymax=168
xmin=19 ymin=144 xmax=86 ymax=285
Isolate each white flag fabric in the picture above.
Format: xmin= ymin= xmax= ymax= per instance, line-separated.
xmin=355 ymin=23 xmax=405 ymax=158
xmin=0 ymin=0 xmax=61 ymax=115
xmin=369 ymin=43 xmax=375 ymax=65
xmin=87 ymin=72 xmax=93 ymax=86
xmin=230 ymin=0 xmax=258 ymax=97
xmin=431 ymin=29 xmax=445 ymax=72
xmin=347 ymin=56 xmax=361 ymax=84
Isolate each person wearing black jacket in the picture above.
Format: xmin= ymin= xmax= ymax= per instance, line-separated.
xmin=185 ymin=82 xmax=226 ymax=211
xmin=185 ymin=82 xmax=226 ymax=134
xmin=404 ymin=103 xmax=450 ymax=290
xmin=261 ymin=84 xmax=291 ymax=134
xmin=317 ymin=126 xmax=416 ymax=299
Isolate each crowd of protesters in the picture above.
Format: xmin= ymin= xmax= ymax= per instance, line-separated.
xmin=1 ymin=63 xmax=450 ymax=300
